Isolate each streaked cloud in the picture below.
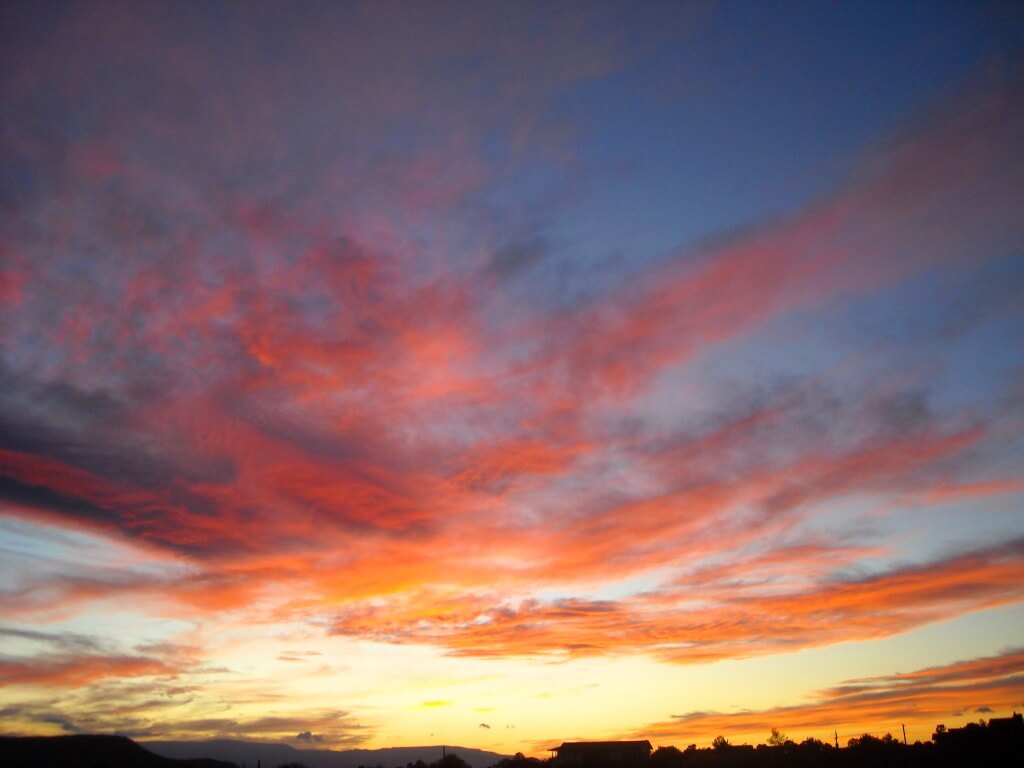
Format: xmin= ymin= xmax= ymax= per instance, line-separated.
xmin=1 ymin=0 xmax=1022 ymax=750
xmin=636 ymin=649 xmax=1024 ymax=744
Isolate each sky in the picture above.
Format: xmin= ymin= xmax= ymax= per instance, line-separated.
xmin=1 ymin=0 xmax=1023 ymax=755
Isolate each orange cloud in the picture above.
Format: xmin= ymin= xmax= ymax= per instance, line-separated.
xmin=0 ymin=64 xmax=1022 ymax=681
xmin=328 ymin=538 xmax=1024 ymax=663
xmin=635 ymin=649 xmax=1024 ymax=745
xmin=0 ymin=655 xmax=179 ymax=687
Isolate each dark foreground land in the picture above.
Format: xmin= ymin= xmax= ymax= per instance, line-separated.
xmin=2 ymin=721 xmax=1023 ymax=768
xmin=641 ymin=734 xmax=1022 ymax=768
xmin=144 ymin=740 xmax=504 ymax=768
xmin=0 ymin=734 xmax=236 ymax=768
xmin=0 ymin=737 xmax=504 ymax=768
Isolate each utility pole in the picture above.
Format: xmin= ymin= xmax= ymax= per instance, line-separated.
xmin=901 ymin=724 xmax=907 ymax=745
xmin=834 ymin=730 xmax=839 ymax=749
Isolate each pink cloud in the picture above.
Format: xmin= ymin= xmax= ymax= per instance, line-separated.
xmin=0 ymin=27 xmax=1021 ymax=678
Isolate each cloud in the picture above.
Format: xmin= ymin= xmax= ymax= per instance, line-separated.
xmin=0 ymin=694 xmax=369 ymax=748
xmin=0 ymin=0 xmax=1022 ymax=688
xmin=0 ymin=626 xmax=105 ymax=655
xmin=486 ymin=237 xmax=548 ymax=282
xmin=0 ymin=705 xmax=82 ymax=734
xmin=0 ymin=628 xmax=208 ymax=688
xmin=277 ymin=651 xmax=324 ymax=663
xmin=633 ymin=649 xmax=1024 ymax=744
xmin=330 ymin=538 xmax=1024 ymax=662
xmin=0 ymin=653 xmax=180 ymax=688
xmin=140 ymin=712 xmax=367 ymax=748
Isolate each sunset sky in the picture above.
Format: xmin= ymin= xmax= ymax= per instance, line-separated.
xmin=2 ymin=0 xmax=1023 ymax=755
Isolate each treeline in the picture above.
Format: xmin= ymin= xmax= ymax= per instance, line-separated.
xmin=290 ymin=721 xmax=1024 ymax=768
xmin=486 ymin=722 xmax=1019 ymax=768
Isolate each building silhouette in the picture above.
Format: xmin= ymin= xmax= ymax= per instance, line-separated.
xmin=552 ymin=741 xmax=653 ymax=768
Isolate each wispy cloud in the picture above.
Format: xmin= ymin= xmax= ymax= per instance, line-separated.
xmin=0 ymin=1 xmax=1022 ymax=746
xmin=1 ymin=71 xmax=1022 ymax=659
xmin=327 ymin=538 xmax=1024 ymax=662
xmin=0 ymin=628 xmax=212 ymax=688
xmin=635 ymin=649 xmax=1024 ymax=743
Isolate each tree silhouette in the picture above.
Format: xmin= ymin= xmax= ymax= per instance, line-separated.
xmin=766 ymin=728 xmax=788 ymax=747
xmin=650 ymin=745 xmax=684 ymax=768
xmin=492 ymin=752 xmax=543 ymax=768
xmin=798 ymin=737 xmax=828 ymax=752
xmin=712 ymin=736 xmax=730 ymax=751
xmin=433 ymin=753 xmax=471 ymax=768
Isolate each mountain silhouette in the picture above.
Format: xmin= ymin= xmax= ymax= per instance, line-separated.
xmin=144 ymin=740 xmax=508 ymax=768
xmin=0 ymin=735 xmax=238 ymax=768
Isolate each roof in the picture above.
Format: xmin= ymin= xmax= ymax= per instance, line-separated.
xmin=554 ymin=742 xmax=653 ymax=752
xmin=988 ymin=713 xmax=1023 ymax=728
xmin=988 ymin=713 xmax=1022 ymax=722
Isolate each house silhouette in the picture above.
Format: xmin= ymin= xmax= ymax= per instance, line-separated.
xmin=552 ymin=741 xmax=652 ymax=768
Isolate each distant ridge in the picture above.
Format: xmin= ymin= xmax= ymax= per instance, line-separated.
xmin=144 ymin=739 xmax=509 ymax=768
xmin=0 ymin=735 xmax=238 ymax=768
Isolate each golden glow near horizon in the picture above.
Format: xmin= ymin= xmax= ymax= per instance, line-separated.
xmin=3 ymin=516 xmax=1022 ymax=751
xmin=2 ymin=1 xmax=1023 ymax=755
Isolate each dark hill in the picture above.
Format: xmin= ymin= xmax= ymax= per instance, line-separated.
xmin=0 ymin=734 xmax=238 ymax=768
xmin=145 ymin=740 xmax=508 ymax=768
